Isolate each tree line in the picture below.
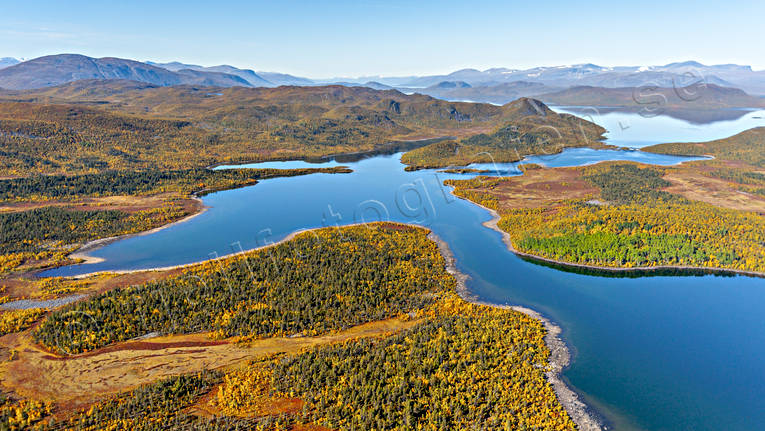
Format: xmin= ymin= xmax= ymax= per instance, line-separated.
xmin=0 ymin=166 xmax=351 ymax=201
xmin=34 ymin=224 xmax=454 ymax=354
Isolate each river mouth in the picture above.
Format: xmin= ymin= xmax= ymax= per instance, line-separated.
xmin=39 ymin=109 xmax=765 ymax=431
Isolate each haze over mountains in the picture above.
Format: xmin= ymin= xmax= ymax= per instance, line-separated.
xmin=1 ymin=54 xmax=763 ymax=110
xmin=0 ymin=54 xmax=254 ymax=89
xmin=332 ymin=61 xmax=765 ymax=95
xmin=537 ymin=84 xmax=765 ymax=110
xmin=146 ymin=61 xmax=315 ymax=87
xmin=0 ymin=58 xmax=20 ymax=69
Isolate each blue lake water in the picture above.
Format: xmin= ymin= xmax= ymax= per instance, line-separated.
xmin=41 ymin=111 xmax=765 ymax=431
xmin=556 ymin=107 xmax=765 ymax=148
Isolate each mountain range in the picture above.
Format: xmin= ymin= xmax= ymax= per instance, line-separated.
xmin=402 ymin=81 xmax=556 ymax=104
xmin=146 ymin=61 xmax=272 ymax=86
xmin=145 ymin=61 xmax=314 ymax=87
xmin=1 ymin=55 xmax=764 ymax=109
xmin=369 ymin=61 xmax=765 ymax=95
xmin=0 ymin=54 xmax=252 ymax=90
xmin=537 ymin=84 xmax=765 ymax=110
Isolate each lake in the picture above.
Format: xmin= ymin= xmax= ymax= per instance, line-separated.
xmin=556 ymin=107 xmax=765 ymax=148
xmin=41 ymin=109 xmax=765 ymax=431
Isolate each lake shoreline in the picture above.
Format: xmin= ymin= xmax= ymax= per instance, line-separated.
xmin=62 ymin=197 xmax=209 ymax=268
xmin=37 ymin=209 xmax=609 ymax=430
xmin=428 ymin=231 xmax=605 ymax=431
xmin=40 ymin=168 xmax=355 ymax=277
xmin=58 ymin=223 xmax=377 ymax=279
xmin=206 ymin=136 xmax=453 ymax=169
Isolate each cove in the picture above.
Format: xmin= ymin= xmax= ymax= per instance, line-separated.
xmin=41 ymin=114 xmax=765 ymax=431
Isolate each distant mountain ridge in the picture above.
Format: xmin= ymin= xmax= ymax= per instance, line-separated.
xmin=147 ymin=61 xmax=273 ymax=87
xmin=3 ymin=54 xmax=765 ymax=103
xmin=256 ymin=72 xmax=315 ymax=87
xmin=308 ymin=61 xmax=765 ymax=97
xmin=406 ymin=81 xmax=555 ymax=105
xmin=536 ymin=84 xmax=765 ymax=110
xmin=0 ymin=54 xmax=253 ymax=90
xmin=0 ymin=58 xmax=19 ymax=70
xmin=359 ymin=62 xmax=765 ymax=96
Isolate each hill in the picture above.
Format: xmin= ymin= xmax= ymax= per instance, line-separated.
xmin=537 ymin=84 xmax=765 ymax=109
xmin=412 ymin=81 xmax=555 ymax=105
xmin=0 ymin=82 xmax=596 ymax=175
xmin=329 ymin=81 xmax=394 ymax=90
xmin=257 ymin=71 xmax=316 ymax=86
xmin=401 ymin=97 xmax=606 ymax=169
xmin=0 ymin=54 xmax=253 ymax=90
xmin=430 ymin=80 xmax=472 ymax=89
xmin=0 ymin=78 xmax=160 ymax=101
xmin=644 ymin=127 xmax=765 ymax=212
xmin=645 ymin=127 xmax=765 ymax=166
xmin=149 ymin=61 xmax=273 ymax=86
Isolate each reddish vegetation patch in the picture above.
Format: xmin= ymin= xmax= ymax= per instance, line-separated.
xmin=291 ymin=423 xmax=334 ymax=431
xmin=0 ymin=316 xmax=418 ymax=412
xmin=40 ymin=338 xmax=230 ymax=361
xmin=0 ymin=195 xmax=199 ymax=215
xmin=0 ymin=279 xmax=31 ymax=298
xmin=477 ymin=167 xmax=598 ymax=210
xmin=190 ymin=387 xmax=303 ymax=420
xmin=261 ymin=397 xmax=304 ymax=416
xmin=663 ymin=165 xmax=765 ymax=213
xmin=377 ymin=222 xmax=418 ymax=231
xmin=1 ymin=266 xmax=186 ymax=304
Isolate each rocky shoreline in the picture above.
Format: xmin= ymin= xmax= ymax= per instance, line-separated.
xmin=428 ymin=231 xmax=605 ymax=431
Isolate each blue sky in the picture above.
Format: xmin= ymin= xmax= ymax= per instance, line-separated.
xmin=2 ymin=0 xmax=763 ymax=77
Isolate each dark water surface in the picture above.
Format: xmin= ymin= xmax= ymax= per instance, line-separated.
xmin=42 ymin=112 xmax=765 ymax=431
